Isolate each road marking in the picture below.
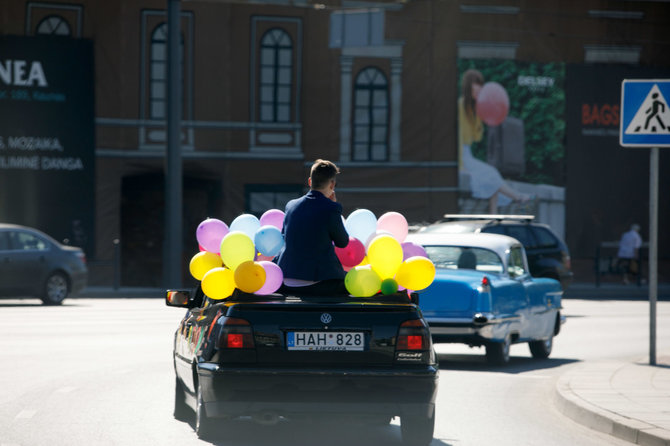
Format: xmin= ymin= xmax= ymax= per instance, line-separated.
xmin=14 ymin=409 xmax=36 ymax=420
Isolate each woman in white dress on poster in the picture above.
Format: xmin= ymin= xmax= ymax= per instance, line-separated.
xmin=458 ymin=69 xmax=530 ymax=213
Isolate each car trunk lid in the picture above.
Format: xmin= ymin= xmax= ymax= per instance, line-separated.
xmin=224 ymin=296 xmax=420 ymax=367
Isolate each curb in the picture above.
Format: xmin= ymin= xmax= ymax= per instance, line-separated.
xmin=554 ymin=365 xmax=670 ymax=446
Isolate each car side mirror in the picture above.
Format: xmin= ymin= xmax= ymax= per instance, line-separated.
xmin=166 ymin=289 xmax=193 ymax=308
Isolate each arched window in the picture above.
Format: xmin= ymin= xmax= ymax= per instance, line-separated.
xmin=259 ymin=28 xmax=293 ymax=123
xmin=352 ymin=67 xmax=389 ymax=161
xmin=149 ymin=23 xmax=184 ymax=120
xmin=36 ymin=15 xmax=71 ymax=36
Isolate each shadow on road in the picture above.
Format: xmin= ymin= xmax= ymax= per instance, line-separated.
xmin=437 ymin=352 xmax=579 ymax=374
xmin=184 ymin=418 xmax=452 ymax=446
xmin=0 ymin=300 xmax=87 ymax=308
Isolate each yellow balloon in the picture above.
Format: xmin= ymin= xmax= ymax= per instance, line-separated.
xmin=189 ymin=251 xmax=223 ymax=281
xmin=234 ymin=261 xmax=266 ymax=293
xmin=220 ymin=231 xmax=256 ymax=271
xmin=367 ymin=234 xmax=403 ymax=279
xmin=345 ymin=265 xmax=381 ymax=297
xmin=201 ymin=267 xmax=236 ymax=300
xmin=395 ymin=256 xmax=436 ymax=291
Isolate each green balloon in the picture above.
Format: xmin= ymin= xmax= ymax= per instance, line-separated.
xmin=380 ymin=278 xmax=398 ymax=295
xmin=345 ymin=266 xmax=381 ymax=297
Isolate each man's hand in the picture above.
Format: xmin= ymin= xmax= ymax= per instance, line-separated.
xmin=328 ymin=191 xmax=337 ymax=202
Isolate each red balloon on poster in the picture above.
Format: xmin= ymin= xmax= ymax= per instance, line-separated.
xmin=476 ymin=82 xmax=509 ymax=126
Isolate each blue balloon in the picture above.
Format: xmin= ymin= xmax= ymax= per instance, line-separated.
xmin=345 ymin=209 xmax=377 ymax=244
xmin=230 ymin=214 xmax=261 ymax=239
xmin=254 ymin=225 xmax=285 ymax=257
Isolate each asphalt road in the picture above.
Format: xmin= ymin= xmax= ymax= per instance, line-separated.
xmin=0 ymin=297 xmax=667 ymax=446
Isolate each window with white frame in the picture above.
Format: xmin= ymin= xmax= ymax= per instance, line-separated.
xmin=259 ymin=28 xmax=293 ymax=123
xmin=36 ymin=15 xmax=71 ymax=36
xmin=26 ymin=3 xmax=82 ymax=38
xmin=149 ymin=23 xmax=185 ymax=120
xmin=352 ymin=67 xmax=389 ymax=161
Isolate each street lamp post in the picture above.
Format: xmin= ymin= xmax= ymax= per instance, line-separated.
xmin=164 ymin=0 xmax=183 ymax=288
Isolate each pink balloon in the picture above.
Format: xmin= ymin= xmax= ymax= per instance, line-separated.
xmin=335 ymin=237 xmax=366 ymax=267
xmin=255 ymin=261 xmax=283 ymax=295
xmin=476 ymin=82 xmax=509 ymax=126
xmin=196 ymin=218 xmax=229 ymax=254
xmin=260 ymin=209 xmax=285 ymax=230
xmin=401 ymin=242 xmax=428 ymax=261
xmin=377 ymin=212 xmax=409 ymax=242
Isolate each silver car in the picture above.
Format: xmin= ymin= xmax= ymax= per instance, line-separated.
xmin=0 ymin=223 xmax=88 ymax=305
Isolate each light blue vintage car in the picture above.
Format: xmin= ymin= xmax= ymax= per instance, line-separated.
xmin=405 ymin=232 xmax=564 ymax=365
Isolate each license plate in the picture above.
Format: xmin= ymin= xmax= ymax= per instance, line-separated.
xmin=287 ymin=331 xmax=365 ymax=351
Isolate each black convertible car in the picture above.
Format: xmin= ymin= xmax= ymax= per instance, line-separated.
xmin=166 ymin=288 xmax=439 ymax=445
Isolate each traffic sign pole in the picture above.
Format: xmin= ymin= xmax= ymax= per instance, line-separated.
xmin=620 ymin=79 xmax=668 ymax=366
xmin=649 ymin=147 xmax=658 ymax=366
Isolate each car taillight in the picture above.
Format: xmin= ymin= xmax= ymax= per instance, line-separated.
xmin=480 ymin=276 xmax=491 ymax=292
xmin=217 ymin=317 xmax=255 ymax=349
xmin=77 ymin=252 xmax=87 ymax=265
xmin=396 ymin=319 xmax=430 ymax=351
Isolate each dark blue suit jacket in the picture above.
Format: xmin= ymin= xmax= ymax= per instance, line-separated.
xmin=276 ymin=190 xmax=349 ymax=281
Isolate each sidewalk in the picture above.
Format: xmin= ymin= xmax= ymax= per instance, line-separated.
xmin=555 ymin=355 xmax=670 ymax=446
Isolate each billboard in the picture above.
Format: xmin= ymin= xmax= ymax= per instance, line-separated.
xmin=0 ymin=36 xmax=95 ymax=255
xmin=456 ymin=59 xmax=566 ymax=214
xmin=566 ymin=64 xmax=670 ymax=259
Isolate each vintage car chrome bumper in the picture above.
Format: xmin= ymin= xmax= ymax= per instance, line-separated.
xmin=426 ymin=313 xmax=521 ymax=343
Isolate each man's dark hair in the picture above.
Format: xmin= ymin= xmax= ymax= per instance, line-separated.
xmin=310 ymin=159 xmax=340 ymax=189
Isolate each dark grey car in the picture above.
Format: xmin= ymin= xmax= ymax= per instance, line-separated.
xmin=415 ymin=215 xmax=573 ymax=290
xmin=0 ymin=224 xmax=88 ymax=305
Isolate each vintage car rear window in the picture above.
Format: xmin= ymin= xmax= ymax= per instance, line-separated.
xmin=424 ymin=246 xmax=504 ymax=274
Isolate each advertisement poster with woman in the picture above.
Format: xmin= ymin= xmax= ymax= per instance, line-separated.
xmin=457 ymin=59 xmax=566 ymax=214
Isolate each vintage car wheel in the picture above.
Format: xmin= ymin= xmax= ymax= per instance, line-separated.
xmin=195 ymin=382 xmax=216 ymax=439
xmin=529 ymin=336 xmax=553 ymax=359
xmin=41 ymin=272 xmax=69 ymax=305
xmin=486 ymin=335 xmax=511 ymax=365
xmin=173 ymin=377 xmax=190 ymax=422
xmin=400 ymin=407 xmax=435 ymax=446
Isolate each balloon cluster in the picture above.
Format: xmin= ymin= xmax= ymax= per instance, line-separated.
xmin=189 ymin=209 xmax=286 ymax=300
xmin=189 ymin=208 xmax=436 ymax=300
xmin=337 ymin=210 xmax=436 ymax=297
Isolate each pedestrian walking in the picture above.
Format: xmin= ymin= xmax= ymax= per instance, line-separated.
xmin=617 ymin=223 xmax=642 ymax=284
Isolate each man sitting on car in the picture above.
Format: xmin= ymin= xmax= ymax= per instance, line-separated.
xmin=276 ymin=159 xmax=350 ymax=295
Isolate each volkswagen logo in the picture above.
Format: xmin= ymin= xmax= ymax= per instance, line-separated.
xmin=320 ymin=313 xmax=332 ymax=324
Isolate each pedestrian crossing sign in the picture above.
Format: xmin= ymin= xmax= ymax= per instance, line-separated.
xmin=620 ymin=79 xmax=670 ymax=147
